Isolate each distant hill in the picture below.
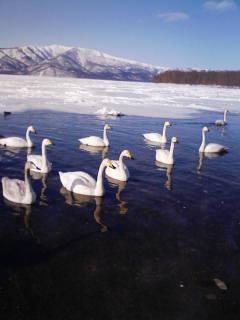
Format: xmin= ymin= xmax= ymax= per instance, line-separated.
xmin=0 ymin=45 xmax=164 ymax=82
xmin=154 ymin=70 xmax=240 ymax=87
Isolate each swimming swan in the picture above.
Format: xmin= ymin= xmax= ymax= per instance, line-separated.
xmin=143 ymin=121 xmax=171 ymax=143
xmin=105 ymin=149 xmax=134 ymax=182
xmin=59 ymin=158 xmax=115 ymax=197
xmin=156 ymin=137 xmax=178 ymax=165
xmin=27 ymin=139 xmax=54 ymax=173
xmin=0 ymin=125 xmax=36 ymax=148
xmin=79 ymin=124 xmax=112 ymax=147
xmin=2 ymin=162 xmax=36 ymax=204
xmin=215 ymin=110 xmax=228 ymax=126
xmin=199 ymin=127 xmax=228 ymax=153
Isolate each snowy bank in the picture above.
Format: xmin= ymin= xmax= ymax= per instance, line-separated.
xmin=0 ymin=75 xmax=239 ymax=119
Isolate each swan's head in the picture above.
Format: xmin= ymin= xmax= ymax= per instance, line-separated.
xmin=104 ymin=124 xmax=112 ymax=130
xmin=202 ymin=126 xmax=209 ymax=133
xmin=171 ymin=137 xmax=178 ymax=144
xmin=43 ymin=138 xmax=54 ymax=146
xmin=165 ymin=121 xmax=171 ymax=127
xmin=122 ymin=149 xmax=134 ymax=159
xmin=102 ymin=158 xmax=116 ymax=169
xmin=28 ymin=125 xmax=37 ymax=134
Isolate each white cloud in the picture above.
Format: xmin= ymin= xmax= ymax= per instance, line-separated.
xmin=204 ymin=0 xmax=237 ymax=12
xmin=157 ymin=11 xmax=189 ymax=22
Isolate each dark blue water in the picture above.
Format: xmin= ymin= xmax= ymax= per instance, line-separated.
xmin=0 ymin=110 xmax=240 ymax=320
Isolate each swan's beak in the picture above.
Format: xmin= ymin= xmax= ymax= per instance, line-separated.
xmin=49 ymin=139 xmax=55 ymax=145
xmin=106 ymin=124 xmax=112 ymax=129
xmin=128 ymin=151 xmax=134 ymax=159
xmin=33 ymin=127 xmax=37 ymax=134
xmin=108 ymin=160 xmax=116 ymax=169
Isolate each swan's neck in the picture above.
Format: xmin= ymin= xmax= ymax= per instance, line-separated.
xmin=119 ymin=152 xmax=126 ymax=174
xmin=41 ymin=143 xmax=48 ymax=170
xmin=169 ymin=141 xmax=175 ymax=159
xmin=24 ymin=167 xmax=34 ymax=197
xmin=224 ymin=110 xmax=227 ymax=122
xmin=95 ymin=162 xmax=106 ymax=196
xmin=103 ymin=128 xmax=109 ymax=146
xmin=162 ymin=124 xmax=167 ymax=140
xmin=26 ymin=129 xmax=33 ymax=147
xmin=199 ymin=131 xmax=206 ymax=152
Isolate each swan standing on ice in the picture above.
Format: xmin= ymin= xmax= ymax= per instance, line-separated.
xmin=2 ymin=162 xmax=36 ymax=204
xmin=215 ymin=110 xmax=228 ymax=126
xmin=143 ymin=121 xmax=172 ymax=143
xmin=156 ymin=137 xmax=178 ymax=165
xmin=105 ymin=149 xmax=134 ymax=182
xmin=79 ymin=124 xmax=112 ymax=147
xmin=27 ymin=139 xmax=54 ymax=173
xmin=0 ymin=125 xmax=37 ymax=148
xmin=59 ymin=158 xmax=115 ymax=197
xmin=199 ymin=126 xmax=228 ymax=153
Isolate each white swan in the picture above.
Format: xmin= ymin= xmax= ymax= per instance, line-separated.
xmin=215 ymin=110 xmax=228 ymax=126
xmin=2 ymin=162 xmax=36 ymax=204
xmin=105 ymin=150 xmax=133 ymax=182
xmin=199 ymin=127 xmax=228 ymax=153
xmin=156 ymin=137 xmax=178 ymax=165
xmin=27 ymin=139 xmax=54 ymax=173
xmin=59 ymin=158 xmax=115 ymax=197
xmin=143 ymin=121 xmax=171 ymax=143
xmin=0 ymin=125 xmax=36 ymax=148
xmin=79 ymin=124 xmax=112 ymax=147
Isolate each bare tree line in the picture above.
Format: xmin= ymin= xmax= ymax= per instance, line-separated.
xmin=154 ymin=70 xmax=240 ymax=87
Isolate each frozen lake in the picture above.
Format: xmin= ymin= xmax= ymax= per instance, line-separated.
xmin=0 ymin=108 xmax=240 ymax=319
xmin=0 ymin=75 xmax=240 ymax=118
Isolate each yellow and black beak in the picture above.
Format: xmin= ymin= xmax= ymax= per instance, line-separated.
xmin=109 ymin=160 xmax=116 ymax=169
xmin=128 ymin=151 xmax=134 ymax=159
xmin=49 ymin=139 xmax=55 ymax=145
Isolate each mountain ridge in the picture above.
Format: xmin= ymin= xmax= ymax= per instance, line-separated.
xmin=0 ymin=45 xmax=165 ymax=81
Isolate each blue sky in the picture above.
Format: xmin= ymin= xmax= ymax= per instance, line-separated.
xmin=0 ymin=0 xmax=239 ymax=69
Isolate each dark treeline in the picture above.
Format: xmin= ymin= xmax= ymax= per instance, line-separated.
xmin=153 ymin=70 xmax=240 ymax=87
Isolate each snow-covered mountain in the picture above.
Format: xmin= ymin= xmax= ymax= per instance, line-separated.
xmin=0 ymin=45 xmax=164 ymax=81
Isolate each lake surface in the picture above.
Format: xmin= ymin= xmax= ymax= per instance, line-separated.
xmin=0 ymin=110 xmax=240 ymax=320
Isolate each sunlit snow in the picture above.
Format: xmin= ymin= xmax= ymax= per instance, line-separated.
xmin=0 ymin=75 xmax=239 ymax=119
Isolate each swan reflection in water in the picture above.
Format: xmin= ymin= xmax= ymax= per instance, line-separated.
xmin=106 ymin=176 xmax=128 ymax=214
xmin=79 ymin=144 xmax=109 ymax=159
xmin=0 ymin=145 xmax=32 ymax=155
xmin=197 ymin=152 xmax=227 ymax=173
xmin=30 ymin=172 xmax=49 ymax=205
xmin=60 ymin=187 xmax=108 ymax=232
xmin=155 ymin=161 xmax=174 ymax=191
xmin=3 ymin=199 xmax=36 ymax=239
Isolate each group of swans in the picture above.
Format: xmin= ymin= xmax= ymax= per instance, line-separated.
xmin=0 ymin=108 xmax=229 ymax=206
xmin=1 ymin=124 xmax=133 ymax=206
xmin=143 ymin=109 xmax=228 ymax=165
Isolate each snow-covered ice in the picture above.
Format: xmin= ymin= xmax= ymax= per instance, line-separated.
xmin=0 ymin=75 xmax=239 ymax=119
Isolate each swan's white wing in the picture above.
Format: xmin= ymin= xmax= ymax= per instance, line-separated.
xmin=79 ymin=136 xmax=105 ymax=147
xmin=28 ymin=155 xmax=43 ymax=170
xmin=2 ymin=177 xmax=25 ymax=202
xmin=215 ymin=120 xmax=226 ymax=126
xmin=59 ymin=171 xmax=96 ymax=193
xmin=0 ymin=137 xmax=27 ymax=148
xmin=156 ymin=149 xmax=170 ymax=162
xmin=205 ymin=143 xmax=228 ymax=153
xmin=143 ymin=133 xmax=163 ymax=142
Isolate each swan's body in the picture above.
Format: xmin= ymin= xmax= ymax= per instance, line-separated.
xmin=79 ymin=124 xmax=112 ymax=147
xmin=27 ymin=139 xmax=54 ymax=173
xmin=143 ymin=121 xmax=171 ymax=143
xmin=0 ymin=125 xmax=36 ymax=148
xmin=2 ymin=162 xmax=36 ymax=204
xmin=199 ymin=127 xmax=228 ymax=154
xmin=156 ymin=137 xmax=178 ymax=165
xmin=59 ymin=158 xmax=115 ymax=197
xmin=215 ymin=110 xmax=228 ymax=126
xmin=105 ymin=150 xmax=133 ymax=182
